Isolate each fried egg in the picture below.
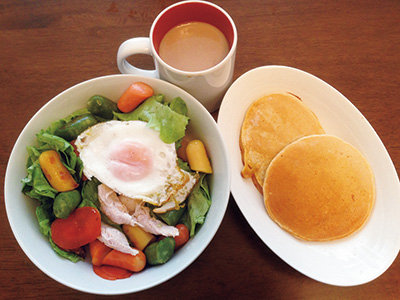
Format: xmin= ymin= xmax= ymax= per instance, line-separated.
xmin=75 ymin=120 xmax=192 ymax=206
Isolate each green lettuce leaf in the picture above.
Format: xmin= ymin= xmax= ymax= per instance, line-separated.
xmin=182 ymin=174 xmax=211 ymax=237
xmin=49 ymin=238 xmax=82 ymax=263
xmin=22 ymin=132 xmax=83 ymax=202
xmin=22 ymin=162 xmax=58 ymax=202
xmin=36 ymin=202 xmax=54 ymax=237
xmin=46 ymin=108 xmax=90 ymax=135
xmin=36 ymin=202 xmax=82 ymax=262
xmin=168 ymin=97 xmax=188 ymax=116
xmin=114 ymin=95 xmax=189 ymax=144
xmin=36 ymin=131 xmax=79 ymax=174
xmin=177 ymin=158 xmax=191 ymax=172
xmin=80 ymin=177 xmax=101 ymax=210
xmin=79 ymin=177 xmax=121 ymax=229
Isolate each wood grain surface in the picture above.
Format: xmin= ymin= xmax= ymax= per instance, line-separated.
xmin=1 ymin=0 xmax=400 ymax=299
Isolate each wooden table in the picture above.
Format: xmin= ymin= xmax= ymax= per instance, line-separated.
xmin=1 ymin=0 xmax=400 ymax=298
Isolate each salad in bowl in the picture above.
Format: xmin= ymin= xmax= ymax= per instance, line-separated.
xmin=5 ymin=75 xmax=230 ymax=294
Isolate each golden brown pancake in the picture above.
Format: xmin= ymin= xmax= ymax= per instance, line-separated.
xmin=263 ymin=134 xmax=375 ymax=241
xmin=240 ymin=93 xmax=325 ymax=192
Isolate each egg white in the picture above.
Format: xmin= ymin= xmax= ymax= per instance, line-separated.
xmin=75 ymin=120 xmax=186 ymax=205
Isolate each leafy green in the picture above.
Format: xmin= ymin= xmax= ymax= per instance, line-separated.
xmin=36 ymin=202 xmax=54 ymax=237
xmin=181 ymin=174 xmax=211 ymax=237
xmin=37 ymin=132 xmax=81 ymax=176
xmin=21 ymin=131 xmax=85 ymax=263
xmin=114 ymin=94 xmax=189 ymax=144
xmin=21 ymin=132 xmax=83 ymax=202
xmin=168 ymin=96 xmax=188 ymax=116
xmin=36 ymin=203 xmax=82 ymax=262
xmin=49 ymin=238 xmax=82 ymax=263
xmin=79 ymin=177 xmax=121 ymax=229
xmin=22 ymin=161 xmax=58 ymax=202
xmin=177 ymin=158 xmax=191 ymax=172
xmin=80 ymin=177 xmax=101 ymax=210
xmin=46 ymin=108 xmax=90 ymax=135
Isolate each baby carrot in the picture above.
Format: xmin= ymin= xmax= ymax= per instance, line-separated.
xmin=117 ymin=82 xmax=154 ymax=113
xmin=89 ymin=240 xmax=112 ymax=266
xmin=102 ymin=249 xmax=146 ymax=273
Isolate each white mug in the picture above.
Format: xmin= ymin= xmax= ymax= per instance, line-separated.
xmin=117 ymin=0 xmax=237 ymax=112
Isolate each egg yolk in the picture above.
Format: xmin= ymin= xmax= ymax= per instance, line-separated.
xmin=108 ymin=141 xmax=153 ymax=181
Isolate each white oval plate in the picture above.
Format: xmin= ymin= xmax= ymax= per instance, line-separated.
xmin=217 ymin=65 xmax=400 ymax=286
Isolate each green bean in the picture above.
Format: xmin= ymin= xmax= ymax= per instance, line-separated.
xmin=144 ymin=237 xmax=175 ymax=265
xmin=87 ymin=95 xmax=119 ymax=120
xmin=53 ymin=190 xmax=81 ymax=219
xmin=54 ymin=114 xmax=98 ymax=141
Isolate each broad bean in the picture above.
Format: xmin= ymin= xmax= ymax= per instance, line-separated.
xmin=87 ymin=95 xmax=119 ymax=120
xmin=53 ymin=190 xmax=81 ymax=219
xmin=157 ymin=206 xmax=186 ymax=226
xmin=144 ymin=237 xmax=175 ymax=265
xmin=54 ymin=114 xmax=98 ymax=141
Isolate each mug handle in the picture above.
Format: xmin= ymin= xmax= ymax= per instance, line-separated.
xmin=117 ymin=37 xmax=159 ymax=78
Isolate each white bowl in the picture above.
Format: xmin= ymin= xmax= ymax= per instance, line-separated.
xmin=4 ymin=75 xmax=230 ymax=295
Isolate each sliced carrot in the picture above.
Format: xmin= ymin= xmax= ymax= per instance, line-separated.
xmin=89 ymin=240 xmax=112 ymax=266
xmin=117 ymin=82 xmax=154 ymax=113
xmin=174 ymin=224 xmax=190 ymax=249
xmin=102 ymin=249 xmax=146 ymax=273
xmin=93 ymin=265 xmax=133 ymax=280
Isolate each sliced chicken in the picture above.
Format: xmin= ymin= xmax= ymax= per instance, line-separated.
xmin=98 ymin=184 xmax=179 ymax=237
xmin=134 ymin=200 xmax=179 ymax=237
xmin=98 ymin=184 xmax=139 ymax=227
xmin=98 ymin=223 xmax=139 ymax=256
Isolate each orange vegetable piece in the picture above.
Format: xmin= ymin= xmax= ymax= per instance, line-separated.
xmin=117 ymin=82 xmax=154 ymax=113
xmin=39 ymin=150 xmax=78 ymax=192
xmin=93 ymin=265 xmax=133 ymax=280
xmin=89 ymin=240 xmax=112 ymax=266
xmin=122 ymin=224 xmax=156 ymax=251
xmin=186 ymin=140 xmax=213 ymax=174
xmin=102 ymin=249 xmax=146 ymax=273
xmin=51 ymin=206 xmax=101 ymax=250
xmin=174 ymin=224 xmax=190 ymax=249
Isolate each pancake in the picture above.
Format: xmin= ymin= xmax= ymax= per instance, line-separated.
xmin=263 ymin=134 xmax=375 ymax=241
xmin=240 ymin=93 xmax=325 ymax=192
